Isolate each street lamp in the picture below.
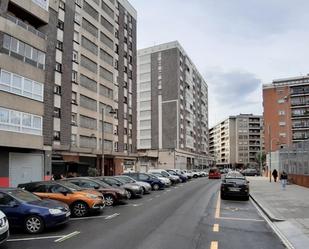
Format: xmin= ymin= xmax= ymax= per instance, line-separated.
xmin=101 ymin=106 xmax=117 ymax=176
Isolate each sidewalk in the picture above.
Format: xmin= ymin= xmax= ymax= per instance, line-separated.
xmin=248 ymin=176 xmax=309 ymax=249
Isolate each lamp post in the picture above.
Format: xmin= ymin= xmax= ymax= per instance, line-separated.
xmin=101 ymin=107 xmax=116 ymax=176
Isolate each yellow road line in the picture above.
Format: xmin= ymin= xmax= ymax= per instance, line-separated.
xmin=213 ymin=224 xmax=219 ymax=232
xmin=210 ymin=241 xmax=218 ymax=249
xmin=215 ymin=193 xmax=221 ymax=219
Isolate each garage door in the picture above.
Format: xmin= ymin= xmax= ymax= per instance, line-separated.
xmin=9 ymin=153 xmax=44 ymax=187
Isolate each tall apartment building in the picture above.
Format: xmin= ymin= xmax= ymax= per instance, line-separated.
xmin=209 ymin=114 xmax=264 ymax=168
xmin=137 ymin=41 xmax=209 ymax=171
xmin=263 ymin=75 xmax=309 ymax=154
xmin=0 ymin=0 xmax=137 ymax=187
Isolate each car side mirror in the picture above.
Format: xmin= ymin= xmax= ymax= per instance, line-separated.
xmin=61 ymin=190 xmax=69 ymax=196
xmin=94 ymin=185 xmax=100 ymax=190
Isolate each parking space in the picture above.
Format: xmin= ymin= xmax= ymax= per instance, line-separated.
xmin=3 ymin=178 xmax=202 ymax=248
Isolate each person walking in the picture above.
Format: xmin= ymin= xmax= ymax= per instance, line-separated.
xmin=280 ymin=171 xmax=288 ymax=190
xmin=272 ymin=169 xmax=278 ymax=182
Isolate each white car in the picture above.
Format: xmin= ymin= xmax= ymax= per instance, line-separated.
xmin=180 ymin=170 xmax=193 ymax=179
xmin=148 ymin=169 xmax=180 ymax=184
xmin=0 ymin=210 xmax=9 ymax=244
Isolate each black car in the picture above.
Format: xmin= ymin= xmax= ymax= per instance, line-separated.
xmin=241 ymin=168 xmax=259 ymax=176
xmin=220 ymin=172 xmax=250 ymax=200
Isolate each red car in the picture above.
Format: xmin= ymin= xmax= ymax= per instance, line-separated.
xmin=208 ymin=168 xmax=221 ymax=179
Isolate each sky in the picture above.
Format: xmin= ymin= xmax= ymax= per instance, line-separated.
xmin=129 ymin=0 xmax=309 ymax=127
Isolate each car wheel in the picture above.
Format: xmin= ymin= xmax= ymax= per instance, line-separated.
xmin=126 ymin=190 xmax=132 ymax=199
xmin=141 ymin=187 xmax=146 ymax=195
xmin=72 ymin=201 xmax=89 ymax=217
xmin=104 ymin=195 xmax=115 ymax=206
xmin=220 ymin=193 xmax=226 ymax=200
xmin=25 ymin=215 xmax=44 ymax=234
xmin=152 ymin=184 xmax=159 ymax=191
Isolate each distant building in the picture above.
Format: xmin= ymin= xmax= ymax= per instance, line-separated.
xmin=136 ymin=41 xmax=209 ymax=171
xmin=209 ymin=114 xmax=264 ymax=168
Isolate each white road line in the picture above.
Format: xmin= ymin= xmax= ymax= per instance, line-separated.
xmin=71 ymin=215 xmax=109 ymax=221
xmin=8 ymin=235 xmax=63 ymax=242
xmin=54 ymin=231 xmax=80 ymax=243
xmin=155 ymin=195 xmax=160 ymax=198
xmin=219 ymin=216 xmax=264 ymax=222
xmin=105 ymin=213 xmax=120 ymax=219
xmin=147 ymin=198 xmax=153 ymax=202
xmin=131 ymin=203 xmax=143 ymax=207
xmin=174 ymin=187 xmax=179 ymax=189
xmin=166 ymin=189 xmax=171 ymax=192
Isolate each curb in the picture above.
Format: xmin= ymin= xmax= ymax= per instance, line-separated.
xmin=249 ymin=193 xmax=285 ymax=222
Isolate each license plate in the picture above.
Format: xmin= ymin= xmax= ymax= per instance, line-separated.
xmin=229 ymin=187 xmax=240 ymax=192
xmin=66 ymin=212 xmax=71 ymax=217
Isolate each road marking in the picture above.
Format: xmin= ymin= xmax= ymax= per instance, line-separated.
xmin=173 ymin=187 xmax=179 ymax=189
xmin=54 ymin=231 xmax=80 ymax=243
xmin=105 ymin=213 xmax=120 ymax=219
xmin=71 ymin=215 xmax=109 ymax=221
xmin=213 ymin=224 xmax=219 ymax=232
xmin=210 ymin=241 xmax=218 ymax=249
xmin=147 ymin=198 xmax=153 ymax=202
xmin=166 ymin=189 xmax=171 ymax=192
xmin=8 ymin=235 xmax=63 ymax=242
xmin=219 ymin=216 xmax=264 ymax=222
xmin=155 ymin=195 xmax=160 ymax=198
xmin=215 ymin=193 xmax=221 ymax=219
xmin=131 ymin=203 xmax=143 ymax=207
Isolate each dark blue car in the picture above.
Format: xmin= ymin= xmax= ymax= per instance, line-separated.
xmin=123 ymin=173 xmax=165 ymax=190
xmin=0 ymin=188 xmax=70 ymax=234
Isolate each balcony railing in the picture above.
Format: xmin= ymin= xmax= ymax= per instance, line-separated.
xmin=6 ymin=14 xmax=47 ymax=39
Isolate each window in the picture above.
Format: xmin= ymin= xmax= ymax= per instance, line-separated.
xmin=54 ymin=107 xmax=61 ymax=118
xmin=100 ymin=32 xmax=113 ymax=49
xmin=56 ymin=40 xmax=63 ymax=50
xmin=53 ymin=131 xmax=60 ymax=141
xmin=72 ymin=71 xmax=78 ymax=83
xmin=140 ymin=110 xmax=151 ymax=118
xmin=100 ymin=49 xmax=113 ymax=66
xmin=72 ymin=50 xmax=78 ymax=62
xmin=82 ymin=18 xmax=98 ymax=37
xmin=80 ymin=74 xmax=97 ymax=92
xmin=80 ymin=95 xmax=97 ymax=111
xmin=124 ymin=128 xmax=128 ymax=135
xmin=100 ymin=66 xmax=113 ymax=82
xmin=279 ymin=121 xmax=286 ymax=126
xmin=74 ymin=12 xmax=81 ymax=24
xmin=54 ymin=85 xmax=61 ymax=95
xmin=2 ymin=34 xmax=45 ymax=69
xmin=59 ymin=0 xmax=65 ymax=9
xmin=71 ymin=134 xmax=77 ymax=146
xmin=71 ymin=113 xmax=77 ymax=125
xmin=81 ymin=55 xmax=97 ymax=73
xmin=0 ymin=107 xmax=42 ymax=135
xmin=72 ymin=92 xmax=77 ymax=104
xmin=55 ymin=62 xmax=62 ymax=73
xmin=100 ymin=16 xmax=113 ymax=33
xmin=81 ymin=36 xmax=98 ymax=55
xmin=57 ymin=20 xmax=64 ymax=30
xmin=101 ymin=1 xmax=114 ymax=18
xmin=83 ymin=1 xmax=99 ymax=20
xmin=0 ymin=193 xmax=15 ymax=206
xmin=75 ymin=0 xmax=82 ymax=6
xmin=80 ymin=135 xmax=96 ymax=148
xmin=278 ymin=110 xmax=285 ymax=115
xmin=99 ymin=84 xmax=113 ymax=99
xmin=278 ymin=99 xmax=285 ymax=104
xmin=74 ymin=31 xmax=79 ymax=43
xmin=80 ymin=115 xmax=97 ymax=130
xmin=0 ymin=70 xmax=44 ymax=101
xmin=124 ymin=143 xmax=128 ymax=150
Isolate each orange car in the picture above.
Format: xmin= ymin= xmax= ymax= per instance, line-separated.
xmin=18 ymin=181 xmax=104 ymax=217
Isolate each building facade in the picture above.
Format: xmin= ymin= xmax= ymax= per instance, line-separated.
xmin=136 ymin=41 xmax=209 ymax=171
xmin=209 ymin=114 xmax=264 ymax=168
xmin=0 ymin=0 xmax=137 ymax=187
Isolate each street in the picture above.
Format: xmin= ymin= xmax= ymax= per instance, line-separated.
xmin=3 ymin=178 xmax=285 ymax=249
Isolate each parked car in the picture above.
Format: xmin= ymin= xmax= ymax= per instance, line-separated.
xmin=176 ymin=169 xmax=193 ymax=179
xmin=166 ymin=169 xmax=188 ymax=182
xmin=114 ymin=176 xmax=152 ymax=194
xmin=18 ymin=181 xmax=104 ymax=217
xmin=192 ymin=169 xmax=204 ymax=177
xmin=0 ymin=188 xmax=70 ymax=234
xmin=148 ymin=169 xmax=180 ymax=184
xmin=0 ymin=210 xmax=9 ymax=243
xmin=220 ymin=171 xmax=250 ymax=200
xmin=123 ymin=172 xmax=165 ymax=190
xmin=208 ymin=168 xmax=221 ymax=179
xmin=95 ymin=177 xmax=143 ymax=199
xmin=60 ymin=178 xmax=127 ymax=206
xmin=241 ymin=168 xmax=259 ymax=176
xmin=148 ymin=173 xmax=172 ymax=187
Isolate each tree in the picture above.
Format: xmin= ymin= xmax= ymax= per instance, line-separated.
xmin=255 ymin=152 xmax=266 ymax=167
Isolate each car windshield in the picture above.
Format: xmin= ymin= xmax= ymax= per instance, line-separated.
xmin=58 ymin=181 xmax=83 ymax=191
xmin=116 ymin=176 xmax=135 ymax=183
xmin=225 ymin=178 xmax=246 ymax=185
xmin=10 ymin=189 xmax=41 ymax=202
xmin=151 ymin=173 xmax=162 ymax=177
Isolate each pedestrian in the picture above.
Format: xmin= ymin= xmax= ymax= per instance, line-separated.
xmin=272 ymin=169 xmax=278 ymax=182
xmin=280 ymin=171 xmax=288 ymax=190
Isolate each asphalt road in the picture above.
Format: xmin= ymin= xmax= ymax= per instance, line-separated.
xmin=3 ymin=178 xmax=286 ymax=249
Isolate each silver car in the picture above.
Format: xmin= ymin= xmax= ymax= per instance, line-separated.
xmin=115 ymin=175 xmax=152 ymax=194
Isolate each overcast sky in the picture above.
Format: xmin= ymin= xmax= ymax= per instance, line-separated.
xmin=130 ymin=0 xmax=309 ymax=127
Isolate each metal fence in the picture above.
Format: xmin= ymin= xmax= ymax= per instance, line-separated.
xmin=279 ymin=140 xmax=309 ymax=175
